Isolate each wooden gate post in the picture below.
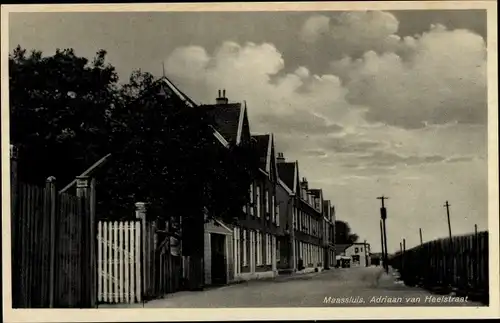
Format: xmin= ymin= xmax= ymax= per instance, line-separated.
xmin=76 ymin=176 xmax=94 ymax=307
xmin=135 ymin=202 xmax=147 ymax=300
xmin=46 ymin=176 xmax=57 ymax=308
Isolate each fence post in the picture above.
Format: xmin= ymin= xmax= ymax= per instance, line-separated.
xmin=89 ymin=178 xmax=97 ymax=307
xmin=10 ymin=144 xmax=18 ymax=217
xmin=135 ymin=202 xmax=147 ymax=301
xmin=46 ymin=176 xmax=57 ymax=308
xmin=474 ymin=225 xmax=479 ymax=289
xmin=76 ymin=176 xmax=92 ymax=307
xmin=10 ymin=145 xmax=19 ymax=306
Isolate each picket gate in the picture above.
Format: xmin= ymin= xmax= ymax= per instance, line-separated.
xmin=97 ymin=220 xmax=143 ymax=304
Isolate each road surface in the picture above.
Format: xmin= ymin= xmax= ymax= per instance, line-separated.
xmin=99 ymin=266 xmax=483 ymax=308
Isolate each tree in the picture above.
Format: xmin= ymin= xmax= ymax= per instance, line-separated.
xmin=9 ymin=46 xmax=118 ymax=187
xmin=335 ymin=220 xmax=359 ymax=244
xmin=96 ymin=70 xmax=258 ymax=289
xmin=97 ymin=70 xmax=258 ymax=223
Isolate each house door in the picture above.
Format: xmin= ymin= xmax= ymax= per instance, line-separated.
xmin=352 ymin=255 xmax=360 ymax=266
xmin=211 ymin=233 xmax=227 ymax=285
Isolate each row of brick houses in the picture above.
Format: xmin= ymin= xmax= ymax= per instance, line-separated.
xmin=199 ymin=90 xmax=337 ymax=285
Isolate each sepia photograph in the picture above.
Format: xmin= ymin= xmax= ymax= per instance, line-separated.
xmin=1 ymin=1 xmax=498 ymax=321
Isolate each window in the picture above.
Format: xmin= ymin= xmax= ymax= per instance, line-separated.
xmin=234 ymin=227 xmax=240 ymax=274
xmin=361 ymin=248 xmax=363 ymax=252
xmin=257 ymin=232 xmax=262 ymax=266
xmin=271 ymin=236 xmax=276 ymax=264
xmin=276 ymin=202 xmax=280 ymax=226
xmin=250 ymin=231 xmax=255 ymax=267
xmin=266 ymin=234 xmax=271 ymax=265
xmin=277 ymin=239 xmax=280 ymax=262
xmin=264 ymin=190 xmax=269 ymax=214
xmin=271 ymin=195 xmax=275 ymax=222
xmin=269 ymin=235 xmax=273 ymax=265
xmin=293 ymin=207 xmax=297 ymax=229
xmin=249 ymin=183 xmax=254 ymax=216
xmin=355 ymin=247 xmax=359 ymax=253
xmin=256 ymin=186 xmax=261 ymax=218
xmin=243 ymin=230 xmax=248 ymax=266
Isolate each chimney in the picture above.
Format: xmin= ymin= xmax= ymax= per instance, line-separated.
xmin=216 ymin=89 xmax=229 ymax=105
xmin=300 ymin=177 xmax=308 ymax=190
xmin=277 ymin=152 xmax=285 ymax=163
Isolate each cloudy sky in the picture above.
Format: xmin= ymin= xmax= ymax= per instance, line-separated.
xmin=9 ymin=9 xmax=489 ymax=253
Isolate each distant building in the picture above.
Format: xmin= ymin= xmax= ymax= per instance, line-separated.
xmin=295 ymin=179 xmax=324 ymax=272
xmin=322 ymin=200 xmax=336 ymax=269
xmin=370 ymin=252 xmax=383 ymax=267
xmin=276 ymin=153 xmax=335 ymax=273
xmin=336 ymin=242 xmax=371 ymax=267
xmin=276 ymin=156 xmax=299 ymax=272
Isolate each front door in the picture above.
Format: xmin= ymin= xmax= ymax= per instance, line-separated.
xmin=211 ymin=233 xmax=227 ymax=285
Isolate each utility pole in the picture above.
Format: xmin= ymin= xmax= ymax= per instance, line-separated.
xmin=364 ymin=239 xmax=368 ymax=267
xmin=444 ymin=201 xmax=453 ymax=240
xmin=443 ymin=200 xmax=453 ymax=288
xmin=419 ymin=228 xmax=423 ymax=246
xmin=377 ymin=195 xmax=389 ymax=273
xmin=380 ymin=220 xmax=385 ymax=268
xmin=402 ymin=238 xmax=406 ymax=276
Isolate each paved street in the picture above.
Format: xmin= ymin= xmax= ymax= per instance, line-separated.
xmin=99 ymin=266 xmax=483 ymax=308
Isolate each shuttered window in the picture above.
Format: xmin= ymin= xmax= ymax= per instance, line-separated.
xmin=243 ymin=230 xmax=248 ymax=266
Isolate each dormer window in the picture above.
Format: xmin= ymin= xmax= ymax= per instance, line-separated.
xmin=249 ymin=183 xmax=254 ymax=216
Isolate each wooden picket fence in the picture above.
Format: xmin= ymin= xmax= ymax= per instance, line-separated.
xmin=391 ymin=231 xmax=489 ymax=304
xmin=11 ymin=180 xmax=94 ymax=308
xmin=142 ymin=219 xmax=183 ymax=300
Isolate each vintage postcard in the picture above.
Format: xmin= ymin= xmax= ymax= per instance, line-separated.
xmin=1 ymin=1 xmax=498 ymax=321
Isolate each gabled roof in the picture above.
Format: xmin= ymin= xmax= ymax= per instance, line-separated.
xmin=309 ymin=189 xmax=322 ymax=198
xmin=323 ymin=200 xmax=331 ymax=217
xmin=251 ymin=134 xmax=271 ymax=171
xmin=278 ymin=162 xmax=296 ymax=193
xmin=158 ymin=76 xmax=198 ymax=108
xmin=269 ymin=134 xmax=278 ymax=181
xmin=201 ymin=102 xmax=245 ymax=145
xmin=153 ymin=76 xmax=229 ymax=148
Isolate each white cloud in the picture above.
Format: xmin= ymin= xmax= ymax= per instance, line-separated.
xmin=164 ymin=40 xmax=365 ymax=133
xmin=331 ymin=24 xmax=487 ymax=129
xmin=330 ymin=11 xmax=400 ymax=54
xmin=299 ymin=11 xmax=403 ymax=57
xmin=299 ymin=15 xmax=331 ymax=43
